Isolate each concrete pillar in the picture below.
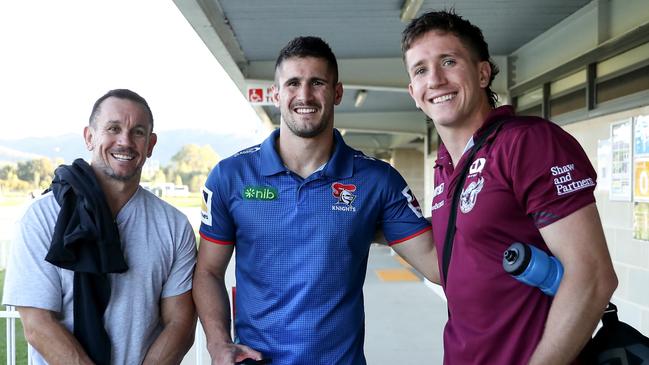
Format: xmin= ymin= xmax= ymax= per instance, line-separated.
xmin=390 ymin=148 xmax=426 ymax=213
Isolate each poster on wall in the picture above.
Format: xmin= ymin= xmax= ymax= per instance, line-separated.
xmin=633 ymin=202 xmax=649 ymax=241
xmin=634 ymin=114 xmax=649 ymax=157
xmin=610 ymin=119 xmax=632 ymax=201
xmin=634 ymin=158 xmax=649 ymax=202
xmin=596 ymin=139 xmax=611 ymax=192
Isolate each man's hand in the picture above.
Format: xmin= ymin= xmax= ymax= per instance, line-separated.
xmin=209 ymin=342 xmax=263 ymax=365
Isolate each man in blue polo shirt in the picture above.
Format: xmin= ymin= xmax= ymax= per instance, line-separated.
xmin=195 ymin=36 xmax=438 ymax=365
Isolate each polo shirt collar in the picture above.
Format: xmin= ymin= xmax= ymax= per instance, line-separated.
xmin=259 ymin=128 xmax=354 ymax=178
xmin=323 ymin=129 xmax=354 ymax=179
xmin=475 ymin=105 xmax=515 ymax=141
xmin=434 ymin=105 xmax=515 ymax=169
xmin=260 ymin=129 xmax=287 ymax=176
xmin=435 ymin=143 xmax=450 ymax=169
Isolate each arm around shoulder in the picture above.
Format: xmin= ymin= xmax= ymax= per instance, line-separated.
xmin=391 ymin=229 xmax=440 ymax=285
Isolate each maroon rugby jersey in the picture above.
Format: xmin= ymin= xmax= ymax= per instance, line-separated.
xmin=432 ymin=105 xmax=596 ymax=364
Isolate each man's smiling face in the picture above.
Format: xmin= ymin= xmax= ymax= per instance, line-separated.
xmin=84 ymin=96 xmax=157 ymax=184
xmin=405 ymin=31 xmax=491 ymax=129
xmin=273 ymin=56 xmax=343 ymax=138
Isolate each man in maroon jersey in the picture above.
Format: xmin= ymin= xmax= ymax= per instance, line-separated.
xmin=401 ymin=9 xmax=617 ymax=365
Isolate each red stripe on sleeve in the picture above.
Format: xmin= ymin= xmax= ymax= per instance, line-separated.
xmin=388 ymin=226 xmax=432 ymax=246
xmin=199 ymin=232 xmax=235 ymax=245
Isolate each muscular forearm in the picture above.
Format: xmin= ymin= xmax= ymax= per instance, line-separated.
xmin=392 ymin=231 xmax=440 ymax=284
xmin=409 ymin=248 xmax=441 ymax=285
xmin=531 ymin=204 xmax=618 ymax=364
xmin=528 ymin=271 xmax=615 ymax=364
xmin=143 ymin=291 xmax=197 ymax=365
xmin=18 ymin=307 xmax=94 ymax=365
xmin=193 ymin=268 xmax=235 ymax=355
xmin=142 ymin=321 xmax=196 ymax=365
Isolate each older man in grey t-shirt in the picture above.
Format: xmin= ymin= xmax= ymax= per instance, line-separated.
xmin=4 ymin=187 xmax=196 ymax=364
xmin=2 ymin=89 xmax=197 ymax=364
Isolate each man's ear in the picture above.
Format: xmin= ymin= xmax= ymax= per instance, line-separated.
xmin=478 ymin=61 xmax=491 ymax=89
xmin=146 ymin=133 xmax=157 ymax=158
xmin=334 ymin=82 xmax=344 ymax=105
xmin=83 ymin=126 xmax=94 ymax=151
xmin=408 ymin=83 xmax=420 ymax=109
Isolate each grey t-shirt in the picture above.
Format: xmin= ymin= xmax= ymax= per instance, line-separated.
xmin=3 ymin=187 xmax=197 ymax=364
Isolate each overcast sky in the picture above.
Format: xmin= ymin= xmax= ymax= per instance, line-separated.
xmin=0 ymin=1 xmax=267 ymax=141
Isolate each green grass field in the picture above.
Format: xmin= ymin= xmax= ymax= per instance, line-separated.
xmin=0 ymin=270 xmax=29 ymax=364
xmin=0 ymin=193 xmax=30 ymax=207
xmin=161 ymin=192 xmax=201 ymax=208
xmin=0 ymin=191 xmax=202 ymax=208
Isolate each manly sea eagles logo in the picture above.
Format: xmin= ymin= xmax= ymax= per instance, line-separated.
xmin=460 ymin=177 xmax=484 ymax=213
xmin=332 ymin=182 xmax=357 ymax=206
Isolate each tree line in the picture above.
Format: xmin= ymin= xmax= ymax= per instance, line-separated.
xmin=0 ymin=144 xmax=220 ymax=194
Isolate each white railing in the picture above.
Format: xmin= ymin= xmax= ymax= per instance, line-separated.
xmin=0 ymin=306 xmax=208 ymax=365
xmin=189 ymin=323 xmax=207 ymax=365
xmin=0 ymin=306 xmax=31 ymax=365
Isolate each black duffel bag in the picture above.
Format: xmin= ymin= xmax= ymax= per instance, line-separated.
xmin=580 ymin=303 xmax=649 ymax=364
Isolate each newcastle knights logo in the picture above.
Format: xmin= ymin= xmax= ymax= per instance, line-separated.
xmin=332 ymin=182 xmax=357 ymax=206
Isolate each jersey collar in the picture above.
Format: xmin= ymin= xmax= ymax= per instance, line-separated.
xmin=259 ymin=128 xmax=354 ymax=178
xmin=476 ymin=105 xmax=514 ymax=140
xmin=435 ymin=105 xmax=515 ymax=169
xmin=260 ymin=129 xmax=287 ymax=176
xmin=322 ymin=129 xmax=354 ymax=179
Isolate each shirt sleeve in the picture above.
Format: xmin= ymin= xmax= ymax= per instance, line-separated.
xmin=379 ymin=165 xmax=432 ymax=245
xmin=161 ymin=217 xmax=197 ymax=298
xmin=199 ymin=163 xmax=236 ymax=245
xmin=509 ymin=121 xmax=597 ymax=228
xmin=2 ymin=198 xmax=64 ymax=312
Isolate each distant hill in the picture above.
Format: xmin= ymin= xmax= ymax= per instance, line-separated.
xmin=0 ymin=130 xmax=263 ymax=165
xmin=153 ymin=129 xmax=262 ymax=164
xmin=0 ymin=134 xmax=84 ymax=164
xmin=0 ymin=145 xmax=48 ymax=164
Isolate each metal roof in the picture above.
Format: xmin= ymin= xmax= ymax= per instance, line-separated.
xmin=174 ymin=0 xmax=592 ymax=155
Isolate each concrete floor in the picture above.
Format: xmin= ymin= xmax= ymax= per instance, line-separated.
xmin=364 ymin=244 xmax=446 ymax=364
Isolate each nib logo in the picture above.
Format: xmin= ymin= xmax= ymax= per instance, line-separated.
xmin=243 ymin=186 xmax=278 ymax=201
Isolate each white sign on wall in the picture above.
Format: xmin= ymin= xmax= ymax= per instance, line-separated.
xmin=610 ymin=118 xmax=632 ymax=201
xmin=596 ymin=138 xmax=611 ymax=192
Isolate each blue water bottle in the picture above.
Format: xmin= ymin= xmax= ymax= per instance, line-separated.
xmin=502 ymin=242 xmax=564 ymax=296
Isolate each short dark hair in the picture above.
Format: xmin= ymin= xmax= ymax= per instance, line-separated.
xmin=89 ymin=89 xmax=154 ymax=130
xmin=275 ymin=36 xmax=339 ymax=83
xmin=401 ymin=10 xmax=500 ymax=108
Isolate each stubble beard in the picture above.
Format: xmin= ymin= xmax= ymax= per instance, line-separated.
xmin=283 ymin=106 xmax=332 ymax=139
xmin=95 ymin=159 xmax=143 ymax=183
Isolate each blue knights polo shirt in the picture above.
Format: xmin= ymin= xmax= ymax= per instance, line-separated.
xmin=199 ymin=129 xmax=431 ymax=365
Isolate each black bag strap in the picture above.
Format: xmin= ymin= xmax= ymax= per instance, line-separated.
xmin=441 ymin=119 xmax=509 ymax=286
xmin=601 ymin=302 xmax=618 ymax=326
